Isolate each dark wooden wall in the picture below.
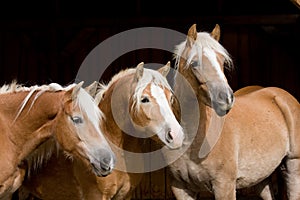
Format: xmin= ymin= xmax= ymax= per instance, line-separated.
xmin=1 ymin=0 xmax=299 ymax=199
xmin=1 ymin=17 xmax=299 ymax=99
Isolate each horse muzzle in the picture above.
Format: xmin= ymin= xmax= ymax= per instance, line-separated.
xmin=211 ymin=90 xmax=235 ymax=116
xmin=203 ymin=81 xmax=234 ymax=116
xmin=164 ymin=126 xmax=185 ymax=149
xmin=91 ymin=149 xmax=116 ymax=177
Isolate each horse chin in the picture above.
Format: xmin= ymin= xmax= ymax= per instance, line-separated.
xmin=215 ymin=107 xmax=230 ymax=116
xmin=165 ymin=144 xmax=182 ymax=150
xmin=212 ymin=101 xmax=233 ymax=116
xmin=77 ymin=153 xmax=114 ymax=177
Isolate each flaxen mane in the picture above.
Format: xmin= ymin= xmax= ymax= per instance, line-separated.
xmin=95 ymin=68 xmax=136 ymax=103
xmin=173 ymin=32 xmax=233 ymax=70
xmin=95 ymin=67 xmax=172 ymax=111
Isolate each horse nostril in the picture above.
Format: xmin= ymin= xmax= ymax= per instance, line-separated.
xmin=100 ymin=162 xmax=110 ymax=172
xmin=218 ymin=91 xmax=227 ymax=102
xmin=100 ymin=156 xmax=113 ymax=172
xmin=102 ymin=157 xmax=111 ymax=165
xmin=166 ymin=131 xmax=174 ymax=143
xmin=218 ymin=90 xmax=234 ymax=105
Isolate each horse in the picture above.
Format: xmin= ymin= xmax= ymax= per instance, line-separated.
xmin=17 ymin=62 xmax=185 ymax=200
xmin=0 ymin=81 xmax=115 ymax=200
xmin=167 ymin=23 xmax=300 ymax=200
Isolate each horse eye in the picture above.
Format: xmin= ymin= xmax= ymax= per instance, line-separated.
xmin=141 ymin=97 xmax=150 ymax=103
xmin=170 ymin=95 xmax=174 ymax=104
xmin=71 ymin=116 xmax=83 ymax=124
xmin=190 ymin=61 xmax=199 ymax=68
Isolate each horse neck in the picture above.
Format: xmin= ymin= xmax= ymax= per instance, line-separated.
xmin=174 ymin=67 xmax=203 ymax=135
xmin=195 ymin=104 xmax=214 ymax=144
xmin=175 ymin=66 xmax=202 ymax=97
xmin=99 ymin=78 xmax=141 ymax=152
xmin=175 ymin=89 xmax=210 ymax=142
xmin=174 ymin=70 xmax=220 ymax=159
xmin=0 ymin=91 xmax=63 ymax=164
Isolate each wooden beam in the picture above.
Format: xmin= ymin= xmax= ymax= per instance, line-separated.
xmin=0 ymin=14 xmax=299 ymax=30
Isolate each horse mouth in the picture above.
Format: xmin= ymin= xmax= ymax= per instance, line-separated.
xmin=91 ymin=163 xmax=113 ymax=177
xmin=212 ymin=101 xmax=233 ymax=116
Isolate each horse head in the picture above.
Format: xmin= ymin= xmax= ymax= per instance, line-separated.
xmin=55 ymin=82 xmax=115 ymax=177
xmin=174 ymin=24 xmax=234 ymax=116
xmin=128 ymin=62 xmax=184 ymax=149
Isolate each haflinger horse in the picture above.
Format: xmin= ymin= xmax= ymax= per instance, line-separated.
xmin=18 ymin=62 xmax=185 ymax=200
xmin=0 ymin=81 xmax=115 ymax=200
xmin=168 ymin=23 xmax=300 ymax=200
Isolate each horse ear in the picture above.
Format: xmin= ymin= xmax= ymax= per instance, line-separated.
xmin=134 ymin=62 xmax=144 ymax=82
xmin=71 ymin=81 xmax=84 ymax=100
xmin=84 ymin=81 xmax=99 ymax=98
xmin=158 ymin=61 xmax=171 ymax=77
xmin=187 ymin=24 xmax=197 ymax=47
xmin=94 ymin=92 xmax=102 ymax=106
xmin=211 ymin=24 xmax=221 ymax=41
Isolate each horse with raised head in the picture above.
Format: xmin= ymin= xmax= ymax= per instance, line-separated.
xmin=168 ymin=24 xmax=300 ymax=200
xmin=0 ymin=81 xmax=115 ymax=200
xmin=18 ymin=62 xmax=185 ymax=200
